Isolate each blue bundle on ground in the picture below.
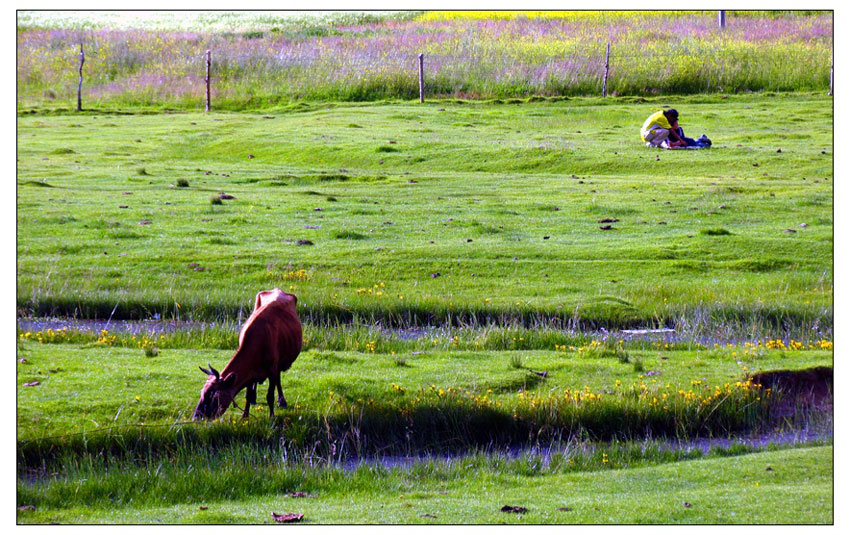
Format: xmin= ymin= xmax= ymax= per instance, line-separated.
xmin=666 ymin=127 xmax=712 ymax=149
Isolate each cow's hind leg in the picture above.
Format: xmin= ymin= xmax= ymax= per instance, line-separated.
xmin=275 ymin=373 xmax=287 ymax=408
xmin=266 ymin=381 xmax=276 ymax=419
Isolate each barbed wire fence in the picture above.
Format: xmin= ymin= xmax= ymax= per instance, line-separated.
xmin=70 ymin=30 xmax=832 ymax=112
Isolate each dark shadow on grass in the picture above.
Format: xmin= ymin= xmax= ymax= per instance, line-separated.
xmin=484 ymin=372 xmax=547 ymax=394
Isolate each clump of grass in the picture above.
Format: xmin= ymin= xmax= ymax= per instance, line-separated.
xmin=136 ymin=167 xmax=150 ymax=176
xmin=510 ymin=354 xmax=524 ymax=369
xmin=176 ymin=178 xmax=189 ymax=188
xmin=376 ymin=146 xmax=399 ymax=153
xmin=334 ymin=231 xmax=367 ymax=240
xmin=537 ymin=204 xmax=561 ymax=212
xmin=393 ymin=355 xmax=408 ymax=367
xmin=316 ymin=174 xmax=349 ymax=182
xmin=19 ymin=179 xmax=54 ymax=187
xmin=210 ymin=196 xmax=223 ymax=205
xmin=701 ymin=228 xmax=732 ymax=236
xmin=632 ymin=358 xmax=645 ymax=373
xmin=470 ymin=220 xmax=502 ymax=235
xmin=574 ymin=339 xmax=630 ymax=363
xmin=143 ymin=345 xmax=160 ymax=357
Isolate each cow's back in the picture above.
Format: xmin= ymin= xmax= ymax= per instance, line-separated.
xmin=240 ymin=288 xmax=295 ymax=346
xmin=254 ymin=288 xmax=290 ymax=312
xmin=243 ymin=290 xmax=302 ymax=371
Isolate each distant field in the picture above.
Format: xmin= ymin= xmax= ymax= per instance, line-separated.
xmin=16 ymin=10 xmax=832 ymax=107
xmin=16 ymin=93 xmax=833 ymax=332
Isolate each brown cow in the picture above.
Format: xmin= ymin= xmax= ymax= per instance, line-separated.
xmin=194 ymin=288 xmax=302 ymax=420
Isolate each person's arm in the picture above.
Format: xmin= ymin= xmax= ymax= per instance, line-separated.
xmin=668 ymin=121 xmax=687 ymax=147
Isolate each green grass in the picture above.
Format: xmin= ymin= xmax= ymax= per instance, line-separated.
xmin=17 ymin=337 xmax=831 ymax=448
xmin=17 ymin=445 xmax=833 ymax=524
xmin=16 ymin=94 xmax=833 ymax=331
xmin=16 ymin=336 xmax=832 ymax=523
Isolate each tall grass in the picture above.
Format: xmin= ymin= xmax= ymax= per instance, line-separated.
xmin=16 ymin=293 xmax=834 ymax=334
xmin=16 ymin=11 xmax=832 ymax=109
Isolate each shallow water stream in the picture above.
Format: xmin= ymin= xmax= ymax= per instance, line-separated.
xmin=338 ymin=426 xmax=833 ymax=470
xmin=15 ymin=317 xmax=828 ymax=349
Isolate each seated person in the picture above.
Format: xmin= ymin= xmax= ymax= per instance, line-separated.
xmin=640 ymin=108 xmax=687 ymax=148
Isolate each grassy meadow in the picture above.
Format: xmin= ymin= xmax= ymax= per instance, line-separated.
xmin=17 ymin=93 xmax=833 ymax=332
xmin=16 ymin=93 xmax=834 ymax=524
xmin=16 ymin=10 xmax=833 ymax=525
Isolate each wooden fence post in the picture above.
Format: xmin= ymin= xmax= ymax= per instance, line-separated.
xmin=829 ymin=62 xmax=833 ymax=96
xmin=76 ymin=43 xmax=84 ymax=112
xmin=602 ymin=43 xmax=611 ymax=97
xmin=205 ymin=50 xmax=211 ymax=112
xmin=718 ymin=10 xmax=726 ymax=29
xmin=418 ymin=53 xmax=424 ymax=103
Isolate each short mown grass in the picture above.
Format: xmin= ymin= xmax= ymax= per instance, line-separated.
xmin=16 ymin=94 xmax=833 ymax=331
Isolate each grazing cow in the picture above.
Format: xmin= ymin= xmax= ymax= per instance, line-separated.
xmin=194 ymin=289 xmax=302 ymax=420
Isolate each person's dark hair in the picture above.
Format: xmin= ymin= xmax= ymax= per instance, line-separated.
xmin=665 ymin=108 xmax=679 ymax=121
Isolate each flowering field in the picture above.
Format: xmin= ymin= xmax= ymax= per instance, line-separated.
xmin=16 ymin=10 xmax=832 ymax=108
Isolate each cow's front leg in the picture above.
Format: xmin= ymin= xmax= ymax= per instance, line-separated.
xmin=242 ymin=382 xmax=257 ymax=418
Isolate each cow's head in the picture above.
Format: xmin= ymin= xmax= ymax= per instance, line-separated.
xmin=193 ymin=363 xmax=237 ymax=420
